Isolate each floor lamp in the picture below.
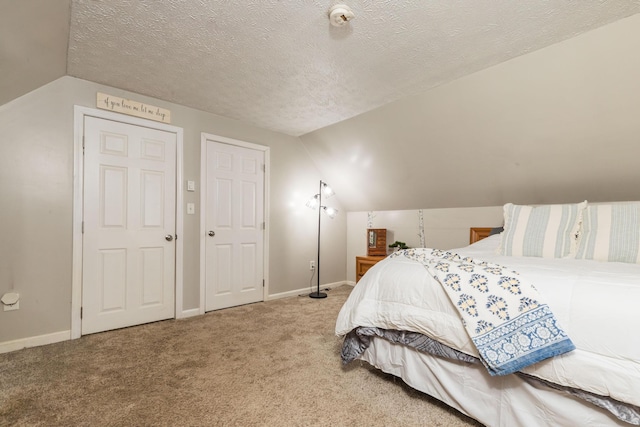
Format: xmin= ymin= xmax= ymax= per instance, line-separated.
xmin=306 ymin=180 xmax=338 ymax=299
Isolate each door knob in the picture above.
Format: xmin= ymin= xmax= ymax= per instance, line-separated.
xmin=165 ymin=234 xmax=174 ymax=241
xmin=208 ymin=230 xmax=215 ymax=237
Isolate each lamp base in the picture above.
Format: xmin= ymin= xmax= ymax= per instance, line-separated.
xmin=308 ymin=291 xmax=327 ymax=299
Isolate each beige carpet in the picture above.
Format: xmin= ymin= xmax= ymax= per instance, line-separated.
xmin=0 ymin=285 xmax=483 ymax=426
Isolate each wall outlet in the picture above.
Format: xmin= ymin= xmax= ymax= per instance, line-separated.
xmin=309 ymin=261 xmax=316 ymax=270
xmin=1 ymin=292 xmax=19 ymax=311
xmin=3 ymin=301 xmax=19 ymax=311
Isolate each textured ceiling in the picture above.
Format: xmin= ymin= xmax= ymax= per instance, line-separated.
xmin=64 ymin=1 xmax=640 ymax=136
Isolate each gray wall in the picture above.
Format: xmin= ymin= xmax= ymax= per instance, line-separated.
xmin=300 ymin=14 xmax=640 ymax=212
xmin=0 ymin=76 xmax=347 ymax=344
xmin=0 ymin=0 xmax=70 ymax=107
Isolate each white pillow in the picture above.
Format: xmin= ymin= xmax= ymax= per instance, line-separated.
xmin=575 ymin=203 xmax=640 ymax=263
xmin=499 ymin=201 xmax=587 ymax=258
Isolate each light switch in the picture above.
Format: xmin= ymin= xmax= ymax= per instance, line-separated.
xmin=187 ymin=181 xmax=196 ymax=192
xmin=187 ymin=203 xmax=195 ymax=214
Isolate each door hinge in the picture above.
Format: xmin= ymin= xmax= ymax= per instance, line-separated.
xmin=80 ymin=307 xmax=83 ymax=319
xmin=263 ymin=279 xmax=265 ymax=287
xmin=82 ymin=136 xmax=85 ymax=154
xmin=261 ymin=222 xmax=265 ymax=230
xmin=81 ymin=222 xmax=84 ymax=233
xmin=262 ymin=164 xmax=266 ymax=173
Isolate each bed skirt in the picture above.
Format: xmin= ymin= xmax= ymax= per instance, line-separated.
xmin=360 ymin=336 xmax=631 ymax=427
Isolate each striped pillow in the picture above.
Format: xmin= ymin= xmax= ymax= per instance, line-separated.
xmin=499 ymin=201 xmax=587 ymax=258
xmin=575 ymin=203 xmax=640 ymax=263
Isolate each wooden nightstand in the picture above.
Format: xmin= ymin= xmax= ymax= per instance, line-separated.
xmin=356 ymin=255 xmax=386 ymax=282
xmin=470 ymin=227 xmax=493 ymax=244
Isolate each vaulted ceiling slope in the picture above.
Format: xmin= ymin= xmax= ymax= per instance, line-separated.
xmin=2 ymin=1 xmax=640 ymax=136
xmin=0 ymin=0 xmax=70 ymax=107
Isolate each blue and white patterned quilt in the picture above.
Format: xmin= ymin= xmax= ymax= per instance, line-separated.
xmin=390 ymin=248 xmax=575 ymax=376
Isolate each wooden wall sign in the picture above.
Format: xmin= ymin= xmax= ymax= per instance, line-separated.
xmin=97 ymin=92 xmax=171 ymax=124
xmin=367 ymin=228 xmax=387 ymax=256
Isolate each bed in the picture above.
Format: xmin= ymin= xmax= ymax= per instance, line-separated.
xmin=336 ymin=202 xmax=640 ymax=426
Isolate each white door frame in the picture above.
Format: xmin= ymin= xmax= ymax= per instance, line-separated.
xmin=71 ymin=106 xmax=185 ymax=339
xmin=199 ymin=133 xmax=270 ymax=313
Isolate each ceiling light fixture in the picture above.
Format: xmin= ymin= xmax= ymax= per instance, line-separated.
xmin=328 ymin=4 xmax=355 ymax=27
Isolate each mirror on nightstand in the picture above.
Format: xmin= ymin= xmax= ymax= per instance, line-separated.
xmin=367 ymin=228 xmax=387 ymax=256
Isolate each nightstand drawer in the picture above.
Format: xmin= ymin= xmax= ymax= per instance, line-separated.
xmin=356 ymin=256 xmax=385 ymax=282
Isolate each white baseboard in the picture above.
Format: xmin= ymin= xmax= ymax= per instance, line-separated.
xmin=266 ymin=280 xmax=351 ymax=301
xmin=178 ymin=308 xmax=201 ymax=319
xmin=0 ymin=282 xmax=355 ymax=354
xmin=0 ymin=330 xmax=71 ymax=354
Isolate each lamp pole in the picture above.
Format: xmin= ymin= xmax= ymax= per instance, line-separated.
xmin=310 ymin=180 xmax=327 ymax=298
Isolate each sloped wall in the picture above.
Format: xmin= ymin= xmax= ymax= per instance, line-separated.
xmin=0 ymin=0 xmax=70 ymax=107
xmin=301 ymin=14 xmax=640 ymax=212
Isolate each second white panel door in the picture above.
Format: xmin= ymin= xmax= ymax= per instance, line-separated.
xmin=204 ymin=140 xmax=265 ymax=311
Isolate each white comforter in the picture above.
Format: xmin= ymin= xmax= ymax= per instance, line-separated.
xmin=336 ymin=235 xmax=640 ymax=407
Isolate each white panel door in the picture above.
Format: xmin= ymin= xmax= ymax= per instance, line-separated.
xmin=82 ymin=116 xmax=176 ymax=335
xmin=205 ymin=140 xmax=264 ymax=311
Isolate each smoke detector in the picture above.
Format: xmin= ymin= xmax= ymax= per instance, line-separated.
xmin=328 ymin=4 xmax=355 ymax=27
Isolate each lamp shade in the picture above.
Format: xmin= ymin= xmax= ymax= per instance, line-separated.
xmin=323 ymin=206 xmax=338 ymax=218
xmin=321 ymin=182 xmax=335 ymax=198
xmin=305 ymin=194 xmax=319 ymax=209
